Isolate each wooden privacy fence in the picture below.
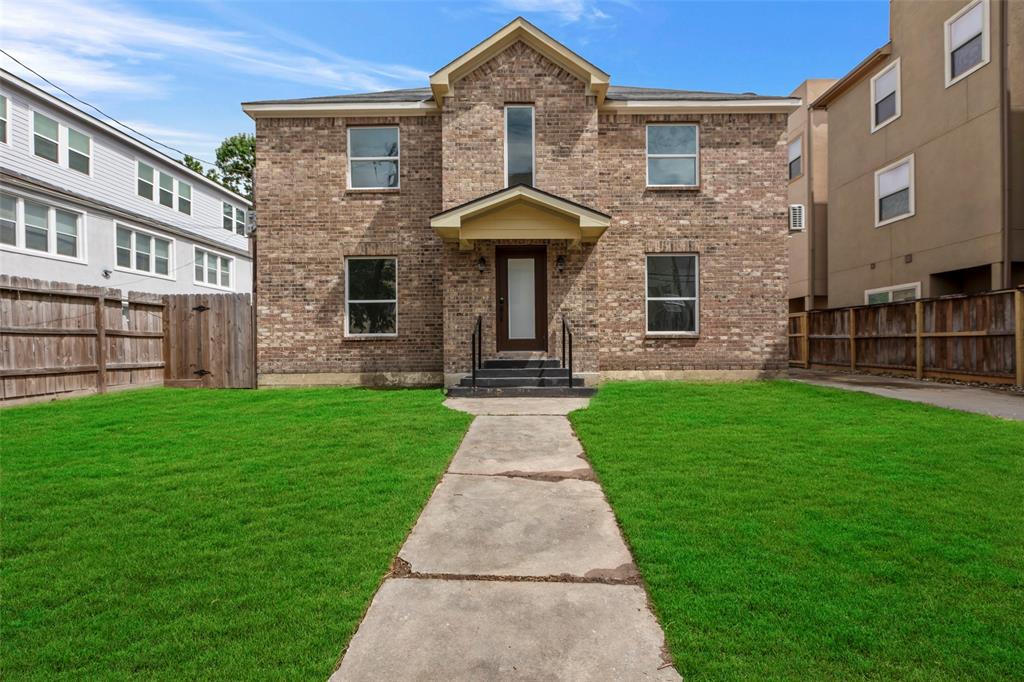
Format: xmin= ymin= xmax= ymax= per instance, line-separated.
xmin=0 ymin=277 xmax=255 ymax=404
xmin=789 ymin=287 xmax=1024 ymax=386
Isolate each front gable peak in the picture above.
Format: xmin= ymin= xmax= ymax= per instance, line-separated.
xmin=429 ymin=17 xmax=610 ymax=106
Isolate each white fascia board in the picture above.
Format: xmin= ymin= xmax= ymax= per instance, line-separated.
xmin=600 ymin=99 xmax=802 ymax=114
xmin=242 ymin=101 xmax=440 ymax=119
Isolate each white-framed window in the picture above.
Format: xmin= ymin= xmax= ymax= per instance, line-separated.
xmin=158 ymin=171 xmax=174 ymax=208
xmin=945 ymin=0 xmax=989 ymax=87
xmin=645 ymin=254 xmax=699 ymax=334
xmin=223 ymin=202 xmax=246 ymax=234
xmin=865 ymin=282 xmax=920 ymax=305
xmin=870 ymin=58 xmax=901 ymax=132
xmin=0 ymin=192 xmax=84 ymax=261
xmin=505 ymin=105 xmax=535 ymax=187
xmin=789 ymin=204 xmax=805 ymax=231
xmin=194 ymin=247 xmax=233 ymax=290
xmin=116 ymin=224 xmax=173 ymax=278
xmin=875 ymin=154 xmax=914 ymax=227
xmin=137 ymin=161 xmax=154 ymax=200
xmin=33 ymin=111 xmax=59 ymax=163
xmin=347 ymin=126 xmax=399 ymax=189
xmin=647 ymin=124 xmax=699 ymax=187
xmin=787 ymin=137 xmax=803 ymax=181
xmin=345 ymin=256 xmax=397 ymax=336
xmin=0 ymin=95 xmax=8 ymax=144
xmin=177 ymin=181 xmax=191 ymax=215
xmin=67 ymin=127 xmax=91 ymax=175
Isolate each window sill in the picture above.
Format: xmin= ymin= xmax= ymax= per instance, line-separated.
xmin=346 ymin=188 xmax=400 ymax=194
xmin=0 ymin=244 xmax=87 ymax=265
xmin=114 ymin=265 xmax=176 ymax=282
xmin=645 ymin=332 xmax=699 ymax=339
xmin=870 ymin=114 xmax=900 ymax=134
xmin=645 ymin=185 xmax=700 ymax=192
xmin=343 ymin=333 xmax=398 ymax=341
xmin=787 ymin=174 xmax=804 ymax=185
xmin=194 ymin=281 xmax=234 ymax=292
xmin=875 ymin=211 xmax=914 ymax=229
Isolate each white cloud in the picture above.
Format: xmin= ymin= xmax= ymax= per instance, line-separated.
xmin=0 ymin=0 xmax=429 ymax=97
xmin=491 ymin=0 xmax=613 ymax=23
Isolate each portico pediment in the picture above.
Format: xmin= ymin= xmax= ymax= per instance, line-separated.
xmin=430 ymin=185 xmax=610 ymax=250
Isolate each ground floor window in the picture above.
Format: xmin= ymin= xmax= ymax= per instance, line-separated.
xmin=117 ymin=225 xmax=171 ymax=277
xmin=865 ymin=282 xmax=919 ymax=305
xmin=646 ymin=254 xmax=698 ymax=334
xmin=195 ymin=247 xmax=232 ymax=290
xmin=0 ymin=192 xmax=83 ymax=260
xmin=346 ymin=256 xmax=397 ymax=336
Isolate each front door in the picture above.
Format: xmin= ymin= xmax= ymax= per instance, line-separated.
xmin=496 ymin=246 xmax=547 ymax=351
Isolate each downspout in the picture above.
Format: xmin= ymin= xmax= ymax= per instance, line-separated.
xmin=1000 ymin=0 xmax=1011 ymax=288
xmin=805 ymin=102 xmax=816 ymax=310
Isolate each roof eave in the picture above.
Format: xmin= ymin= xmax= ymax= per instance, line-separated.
xmin=242 ymin=100 xmax=440 ymax=119
xmin=811 ymin=43 xmax=893 ymax=109
xmin=600 ymin=98 xmax=802 ymax=114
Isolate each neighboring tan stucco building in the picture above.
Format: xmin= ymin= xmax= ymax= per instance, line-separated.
xmin=244 ymin=18 xmax=798 ymax=391
xmin=786 ymin=79 xmax=835 ymax=312
xmin=811 ymin=0 xmax=1024 ymax=309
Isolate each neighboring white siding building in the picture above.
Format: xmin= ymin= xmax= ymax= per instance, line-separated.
xmin=0 ymin=70 xmax=252 ymax=294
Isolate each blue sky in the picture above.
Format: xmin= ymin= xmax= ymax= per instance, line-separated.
xmin=2 ymin=0 xmax=889 ymax=169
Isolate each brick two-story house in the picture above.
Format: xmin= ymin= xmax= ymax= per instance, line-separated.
xmin=243 ymin=18 xmax=799 ymax=393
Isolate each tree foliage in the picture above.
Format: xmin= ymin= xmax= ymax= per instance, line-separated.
xmin=178 ymin=133 xmax=255 ymax=201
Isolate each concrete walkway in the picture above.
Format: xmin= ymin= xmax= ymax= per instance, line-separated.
xmin=790 ymin=368 xmax=1024 ymax=421
xmin=331 ymin=398 xmax=679 ymax=681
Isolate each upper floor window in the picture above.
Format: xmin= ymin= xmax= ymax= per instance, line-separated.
xmin=0 ymin=95 xmax=8 ymax=144
xmin=0 ymin=192 xmax=82 ymax=260
xmin=505 ymin=105 xmax=534 ymax=187
xmin=223 ymin=202 xmax=246 ymax=234
xmin=138 ymin=162 xmax=155 ymax=200
xmin=646 ymin=254 xmax=699 ymax=334
xmin=787 ymin=137 xmax=802 ymax=181
xmin=647 ymin=124 xmax=699 ymax=187
xmin=158 ymin=171 xmax=174 ymax=208
xmin=195 ymin=247 xmax=233 ymax=290
xmin=68 ymin=128 xmax=91 ymax=174
xmin=945 ymin=0 xmax=989 ymax=87
xmin=177 ymin=181 xmax=191 ymax=215
xmin=33 ymin=112 xmax=59 ymax=163
xmin=870 ymin=59 xmax=901 ymax=131
xmin=116 ymin=224 xmax=171 ymax=277
xmin=348 ymin=126 xmax=399 ymax=189
xmin=875 ymin=154 xmax=914 ymax=226
xmin=345 ymin=256 xmax=397 ymax=336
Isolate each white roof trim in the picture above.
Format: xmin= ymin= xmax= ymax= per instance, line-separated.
xmin=1 ymin=69 xmax=250 ymax=206
xmin=242 ymin=100 xmax=439 ymax=119
xmin=600 ymin=99 xmax=801 ymax=114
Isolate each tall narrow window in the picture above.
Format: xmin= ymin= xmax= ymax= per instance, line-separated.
xmin=647 ymin=124 xmax=698 ymax=187
xmin=68 ymin=128 xmax=91 ymax=174
xmin=158 ymin=172 xmax=174 ymax=208
xmin=55 ymin=209 xmax=78 ymax=257
xmin=177 ymin=181 xmax=191 ymax=215
xmin=0 ymin=193 xmax=16 ymax=246
xmin=646 ymin=254 xmax=699 ymax=334
xmin=0 ymin=95 xmax=8 ymax=144
xmin=875 ymin=155 xmax=914 ymax=226
xmin=505 ymin=105 xmax=534 ymax=186
xmin=945 ymin=0 xmax=989 ymax=86
xmin=138 ymin=162 xmax=154 ymax=200
xmin=787 ymin=137 xmax=802 ymax=180
xmin=222 ymin=202 xmax=233 ymax=230
xmin=234 ymin=207 xmax=246 ymax=235
xmin=871 ymin=60 xmax=901 ymax=131
xmin=346 ymin=257 xmax=397 ymax=336
xmin=33 ymin=112 xmax=59 ymax=163
xmin=348 ymin=127 xmax=399 ymax=189
xmin=23 ymin=200 xmax=49 ymax=252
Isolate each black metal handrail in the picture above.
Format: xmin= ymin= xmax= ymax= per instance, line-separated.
xmin=561 ymin=315 xmax=573 ymax=380
xmin=470 ymin=314 xmax=482 ymax=388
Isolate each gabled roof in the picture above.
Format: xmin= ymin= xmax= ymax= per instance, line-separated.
xmin=430 ymin=184 xmax=610 ymax=249
xmin=429 ymin=17 xmax=610 ymax=105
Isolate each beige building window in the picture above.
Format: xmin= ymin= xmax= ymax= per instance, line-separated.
xmin=865 ymin=282 xmax=920 ymax=305
xmin=870 ymin=59 xmax=901 ymax=132
xmin=944 ymin=0 xmax=989 ymax=87
xmin=646 ymin=124 xmax=699 ymax=187
xmin=505 ymin=105 xmax=535 ymax=187
xmin=348 ymin=127 xmax=400 ymax=189
xmin=787 ymin=137 xmax=802 ymax=181
xmin=874 ymin=154 xmax=914 ymax=227
xmin=646 ymin=254 xmax=698 ymax=334
xmin=345 ymin=257 xmax=397 ymax=336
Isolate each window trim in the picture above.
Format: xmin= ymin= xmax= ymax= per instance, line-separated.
xmin=193 ymin=245 xmax=235 ymax=291
xmin=874 ymin=154 xmax=915 ymax=228
xmin=864 ymin=282 xmax=921 ymax=305
xmin=944 ymin=0 xmax=990 ymax=88
xmin=65 ymin=126 xmax=93 ymax=177
xmin=504 ymin=104 xmax=536 ymax=188
xmin=346 ymin=126 xmax=401 ymax=190
xmin=870 ymin=58 xmax=902 ymax=133
xmin=0 ymin=93 xmax=9 ymax=146
xmin=176 ymin=180 xmax=192 ymax=215
xmin=646 ymin=123 xmax=700 ymax=189
xmin=344 ymin=255 xmax=399 ymax=338
xmin=31 ymin=109 xmax=60 ymax=165
xmin=137 ymin=161 xmax=155 ymax=200
xmin=223 ymin=201 xmax=246 ymax=234
xmin=0 ymin=191 xmax=88 ymax=264
xmin=644 ymin=253 xmax=700 ymax=336
xmin=114 ymin=222 xmax=176 ymax=281
xmin=787 ymin=135 xmax=803 ymax=182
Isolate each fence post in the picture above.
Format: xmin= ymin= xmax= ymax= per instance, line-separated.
xmin=1015 ymin=289 xmax=1023 ymax=387
xmin=802 ymin=313 xmax=810 ymax=368
xmin=848 ymin=308 xmax=856 ymax=371
xmin=915 ymin=300 xmax=924 ymax=380
xmin=95 ymin=296 xmax=107 ymax=393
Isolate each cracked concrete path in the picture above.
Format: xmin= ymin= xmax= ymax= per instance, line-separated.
xmin=331 ymin=397 xmax=679 ymax=681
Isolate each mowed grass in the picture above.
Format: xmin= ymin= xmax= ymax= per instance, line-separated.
xmin=570 ymin=381 xmax=1024 ymax=680
xmin=1 ymin=387 xmax=471 ymax=680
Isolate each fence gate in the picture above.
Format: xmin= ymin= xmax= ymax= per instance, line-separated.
xmin=163 ymin=293 xmax=255 ymax=389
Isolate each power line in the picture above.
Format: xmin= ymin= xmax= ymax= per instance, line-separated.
xmin=0 ymin=49 xmax=218 ymax=168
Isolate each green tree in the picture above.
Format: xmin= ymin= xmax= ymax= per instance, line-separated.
xmin=215 ymin=133 xmax=255 ymax=200
xmin=181 ymin=154 xmax=222 ymax=183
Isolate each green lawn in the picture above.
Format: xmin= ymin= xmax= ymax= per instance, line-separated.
xmin=570 ymin=381 xmax=1024 ymax=680
xmin=1 ymin=387 xmax=471 ymax=681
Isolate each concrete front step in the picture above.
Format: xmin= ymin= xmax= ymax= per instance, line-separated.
xmin=458 ymin=376 xmax=586 ymax=388
xmin=482 ymin=358 xmax=561 ymax=369
xmin=446 ymin=385 xmax=597 ymax=398
xmin=474 ymin=367 xmax=571 ymax=378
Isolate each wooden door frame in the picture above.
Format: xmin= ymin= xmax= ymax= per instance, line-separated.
xmin=495 ymin=246 xmax=548 ymax=352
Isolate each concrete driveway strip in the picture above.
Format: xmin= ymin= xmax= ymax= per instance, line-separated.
xmin=331 ymin=396 xmax=680 ymax=680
